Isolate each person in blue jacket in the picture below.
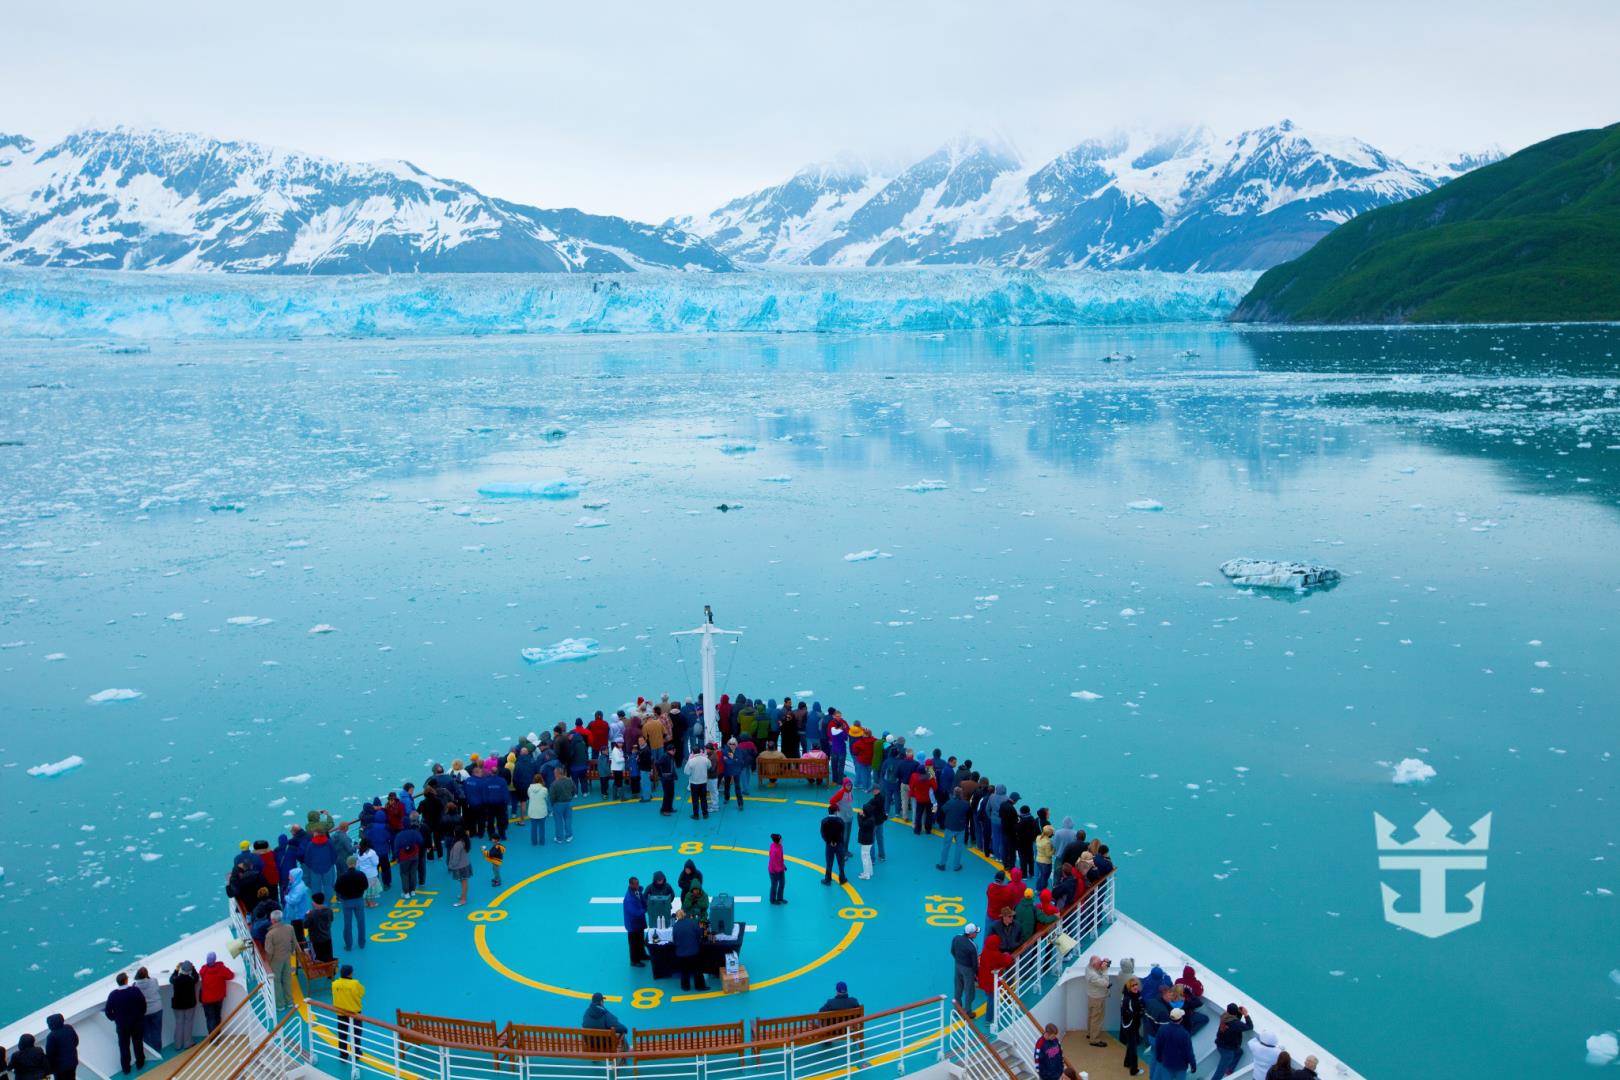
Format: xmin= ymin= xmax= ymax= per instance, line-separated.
xmin=623 ymin=876 xmax=648 ymax=967
xmin=45 ymin=1014 xmax=80 ymax=1080
xmin=299 ymin=829 xmax=338 ymax=901
xmin=362 ymin=808 xmax=394 ymax=893
xmin=672 ymin=909 xmax=707 ymax=991
xmin=282 ymin=867 xmax=312 ymax=940
xmin=104 ymin=973 xmax=148 ymax=1074
xmin=1151 ymin=1008 xmax=1196 ymax=1079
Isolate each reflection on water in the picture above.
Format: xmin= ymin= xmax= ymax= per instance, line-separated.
xmin=2 ymin=325 xmax=1618 ymax=1078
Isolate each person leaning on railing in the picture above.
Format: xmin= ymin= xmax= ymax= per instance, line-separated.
xmin=332 ymin=965 xmax=365 ymax=1062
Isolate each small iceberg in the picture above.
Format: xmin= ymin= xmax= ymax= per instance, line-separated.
xmin=308 ymin=624 xmax=337 ymax=635
xmin=1070 ymin=690 xmax=1103 ymax=701
xmin=477 ymin=479 xmax=584 ymax=500
xmin=281 ymin=773 xmax=312 ymax=784
xmin=930 ymin=419 xmax=954 ymax=429
xmin=521 ymin=638 xmax=601 ymax=665
xmin=901 ymin=479 xmax=947 ymax=493
xmin=1127 ymin=499 xmax=1164 ymax=512
xmin=1100 ymin=352 xmax=1136 ymax=362
xmin=226 ymin=615 xmax=274 ymax=627
xmin=87 ymin=688 xmax=142 ymax=704
xmin=1220 ymin=558 xmax=1341 ymax=591
xmin=28 ymin=755 xmax=85 ymax=777
xmin=1391 ymin=758 xmax=1436 ymax=785
xmin=1588 ymin=1032 xmax=1618 ymax=1066
xmin=844 ymin=549 xmax=891 ymax=562
xmin=760 ymin=475 xmax=793 ymax=484
xmin=573 ymin=517 xmax=610 ymax=529
xmin=719 ymin=442 xmax=756 ymax=455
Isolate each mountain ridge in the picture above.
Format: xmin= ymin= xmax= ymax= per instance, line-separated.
xmin=0 ymin=126 xmax=735 ymax=274
xmin=677 ymin=121 xmax=1501 ymax=273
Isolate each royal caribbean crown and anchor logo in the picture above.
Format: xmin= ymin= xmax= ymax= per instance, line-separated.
xmin=1373 ymin=808 xmax=1491 ymax=939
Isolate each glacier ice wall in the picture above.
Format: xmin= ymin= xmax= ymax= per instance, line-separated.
xmin=0 ymin=267 xmax=1256 ymax=339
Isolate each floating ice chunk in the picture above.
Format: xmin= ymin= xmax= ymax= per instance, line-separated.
xmin=760 ymin=475 xmax=793 ymax=484
xmin=472 ymin=517 xmax=504 ymax=525
xmin=450 ymin=506 xmax=473 ymax=516
xmin=28 ymin=755 xmax=85 ymax=777
xmin=166 ymin=612 xmax=186 ymax=621
xmin=901 ymin=479 xmax=947 ymax=493
xmin=1220 ymin=558 xmax=1341 ymax=591
xmin=930 ymin=419 xmax=953 ymax=429
xmin=1 ymin=640 xmax=26 ymax=649
xmin=521 ymin=638 xmax=600 ymax=665
xmin=1120 ymin=608 xmax=1138 ymax=617
xmin=281 ymin=773 xmax=312 ymax=784
xmin=226 ymin=616 xmax=274 ymax=627
xmin=267 ymin=797 xmax=287 ymax=808
xmin=914 ymin=725 xmax=934 ymax=736
xmin=1070 ymin=691 xmax=1103 ymax=701
xmin=46 ymin=653 xmax=66 ymax=661
xmin=183 ymin=811 xmax=210 ymax=821
xmin=582 ymin=500 xmax=610 ymax=510
xmin=1127 ymin=500 xmax=1163 ymax=512
xmin=477 ymin=479 xmax=584 ymax=500
xmin=719 ymin=442 xmax=756 ymax=455
xmin=573 ymin=517 xmax=610 ymax=529
xmin=73 ymin=969 xmax=93 ymax=979
xmin=1586 ymin=1033 xmax=1618 ymax=1066
xmin=140 ymin=852 xmax=163 ymax=863
xmin=285 ymin=539 xmax=309 ymax=549
xmin=1391 ymin=758 xmax=1436 ymax=785
xmin=308 ymin=624 xmax=337 ymax=635
xmin=88 ymin=688 xmax=142 ymax=704
xmin=844 ymin=549 xmax=891 ymax=562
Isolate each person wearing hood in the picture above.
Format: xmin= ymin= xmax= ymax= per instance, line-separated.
xmin=623 ymin=877 xmax=648 ymax=968
xmin=394 ymin=815 xmax=426 ymax=899
xmin=1084 ymin=955 xmax=1112 ymax=1047
xmin=1034 ymin=889 xmax=1060 ymax=930
xmin=682 ymin=880 xmax=710 ymax=924
xmin=1247 ymin=1030 xmax=1283 ymax=1076
xmin=997 ymin=792 xmax=1021 ymax=869
xmin=199 ymin=952 xmax=234 ymax=1031
xmin=1119 ymin=976 xmax=1145 ymax=1076
xmin=1175 ymin=966 xmax=1206 ymax=1012
xmin=645 ymin=870 xmax=675 ymax=905
xmin=1013 ymin=888 xmax=1037 ymax=941
xmin=525 ymin=773 xmax=549 ymax=846
xmin=169 ymin=961 xmax=201 ymax=1050
xmin=45 ymin=1014 xmax=79 ymax=1080
xmin=985 ymin=785 xmax=1007 ymax=858
xmin=581 ymin=992 xmax=628 ymax=1049
xmin=9 ymin=1034 xmax=49 ymax=1080
xmin=282 ymin=868 xmax=312 ymax=941
xmin=1016 ymin=805 xmax=1039 ymax=877
xmin=1140 ymin=963 xmax=1173 ymax=1003
xmin=1053 ymin=816 xmax=1077 ymax=854
xmin=825 ymin=709 xmax=848 ymax=784
xmin=976 ymin=934 xmax=1012 ymax=1025
xmin=830 ymin=779 xmax=856 ymax=856
xmin=1153 ymin=1008 xmax=1196 ymax=1078
xmin=306 ymin=892 xmax=335 ymax=962
xmin=104 ymin=973 xmax=148 ymax=1074
xmin=850 ymin=724 xmax=876 ymax=790
xmin=1210 ymin=1003 xmax=1254 ymax=1080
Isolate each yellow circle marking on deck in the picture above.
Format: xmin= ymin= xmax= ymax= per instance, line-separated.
xmin=478 ymin=841 xmax=867 ymax=1005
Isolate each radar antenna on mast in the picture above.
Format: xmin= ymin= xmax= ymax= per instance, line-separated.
xmin=671 ymin=607 xmax=742 ymax=747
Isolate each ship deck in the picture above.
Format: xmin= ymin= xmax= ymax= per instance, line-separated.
xmin=313 ymin=789 xmax=998 ymax=1032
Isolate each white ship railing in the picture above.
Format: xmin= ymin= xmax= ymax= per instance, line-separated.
xmin=171 ymin=982 xmax=312 ymax=1080
xmin=943 ymin=1004 xmax=1016 ymax=1080
xmin=286 ymin=995 xmax=950 ymax=1080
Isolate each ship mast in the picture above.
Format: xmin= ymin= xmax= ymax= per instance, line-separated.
xmin=670 ymin=605 xmax=742 ymax=747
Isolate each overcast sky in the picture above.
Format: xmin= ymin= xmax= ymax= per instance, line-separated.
xmin=3 ymin=0 xmax=1616 ymax=221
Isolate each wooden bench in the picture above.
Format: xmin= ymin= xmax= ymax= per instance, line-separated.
xmin=753 ymin=1006 xmax=863 ymax=1043
xmin=630 ymin=1021 xmax=745 ymax=1057
xmin=398 ymin=1011 xmax=509 ymax=1066
xmin=503 ymin=1023 xmax=620 ymax=1057
xmin=757 ymin=757 xmax=829 ymax=785
xmin=297 ymin=942 xmax=339 ymax=987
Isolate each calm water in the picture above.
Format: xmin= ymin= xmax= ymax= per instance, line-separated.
xmin=2 ymin=325 xmax=1618 ymax=1077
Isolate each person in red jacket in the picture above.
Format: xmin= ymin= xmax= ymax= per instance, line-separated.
xmin=198 ymin=951 xmax=236 ymax=1032
xmin=850 ymin=725 xmax=877 ymax=789
xmin=587 ymin=712 xmax=612 ymax=795
xmin=977 ymin=934 xmax=1013 ymax=1025
xmin=909 ymin=765 xmax=938 ymax=834
xmin=252 ymin=839 xmax=280 ymax=892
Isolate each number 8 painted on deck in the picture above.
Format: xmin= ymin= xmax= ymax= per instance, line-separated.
xmin=679 ymin=841 xmax=703 ymax=855
xmin=630 ymin=988 xmax=663 ymax=1009
xmin=838 ymin=906 xmax=877 ymax=920
xmin=468 ymin=908 xmax=508 ymax=922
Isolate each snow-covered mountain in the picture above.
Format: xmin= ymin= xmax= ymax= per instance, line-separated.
xmin=0 ymin=128 xmax=733 ymax=273
xmin=679 ymin=122 xmax=1501 ymax=272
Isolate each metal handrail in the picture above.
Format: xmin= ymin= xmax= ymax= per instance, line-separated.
xmin=222 ymin=1007 xmax=302 ymax=1080
xmin=948 ymin=1004 xmax=1019 ymax=1080
xmin=303 ymin=995 xmax=945 ymax=1062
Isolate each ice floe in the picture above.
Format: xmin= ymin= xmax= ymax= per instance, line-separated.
xmin=1127 ymin=499 xmax=1163 ymax=511
xmin=1070 ymin=691 xmax=1103 ymax=701
xmin=28 ymin=755 xmax=85 ymax=777
xmin=573 ymin=517 xmax=610 ymax=529
xmin=900 ymin=479 xmax=947 ymax=493
xmin=1390 ymin=758 xmax=1436 ymax=784
xmin=1586 ymin=1033 xmax=1618 ymax=1066
xmin=1220 ymin=558 xmax=1341 ymax=591
xmin=308 ymin=624 xmax=337 ymax=634
xmin=477 ymin=479 xmax=583 ymax=499
xmin=843 ymin=549 xmax=892 ymax=562
xmin=226 ymin=615 xmax=274 ymax=626
xmin=521 ymin=638 xmax=601 ymax=665
xmin=87 ymin=688 xmax=142 ymax=703
xmin=280 ymin=773 xmax=312 ymax=784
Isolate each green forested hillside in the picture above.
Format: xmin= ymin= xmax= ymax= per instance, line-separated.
xmin=1232 ymin=122 xmax=1620 ymax=323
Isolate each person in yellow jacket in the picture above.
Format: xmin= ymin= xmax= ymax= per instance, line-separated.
xmin=332 ymin=965 xmax=365 ymax=1061
xmin=483 ymin=839 xmax=505 ymax=888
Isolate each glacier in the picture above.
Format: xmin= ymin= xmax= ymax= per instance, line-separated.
xmin=0 ymin=266 xmax=1256 ymax=339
